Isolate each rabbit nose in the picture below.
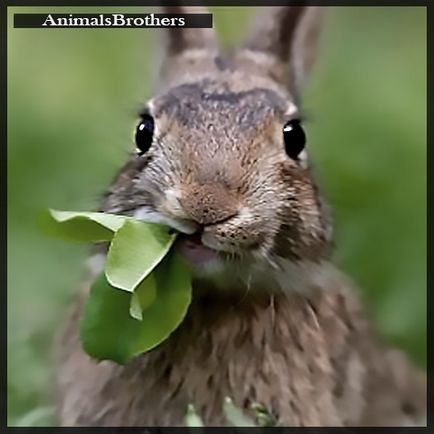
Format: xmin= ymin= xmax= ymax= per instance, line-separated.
xmin=179 ymin=183 xmax=239 ymax=226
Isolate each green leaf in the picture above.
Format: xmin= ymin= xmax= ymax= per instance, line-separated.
xmin=38 ymin=209 xmax=127 ymax=242
xmin=14 ymin=407 xmax=55 ymax=427
xmin=223 ymin=397 xmax=255 ymax=427
xmin=105 ymin=219 xmax=176 ymax=292
xmin=251 ymin=402 xmax=277 ymax=426
xmin=185 ymin=404 xmax=204 ymax=427
xmin=129 ymin=274 xmax=157 ymax=321
xmin=79 ymin=253 xmax=192 ymax=364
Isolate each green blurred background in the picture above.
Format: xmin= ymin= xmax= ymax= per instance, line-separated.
xmin=7 ymin=6 xmax=426 ymax=427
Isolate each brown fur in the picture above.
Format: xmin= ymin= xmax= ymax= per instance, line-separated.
xmin=56 ymin=271 xmax=425 ymax=426
xmin=55 ymin=5 xmax=426 ymax=427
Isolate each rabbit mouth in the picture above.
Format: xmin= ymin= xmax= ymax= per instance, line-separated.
xmin=176 ymin=233 xmax=222 ymax=268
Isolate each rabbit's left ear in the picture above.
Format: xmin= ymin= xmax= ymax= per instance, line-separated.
xmin=156 ymin=5 xmax=218 ymax=88
xmin=236 ymin=6 xmax=325 ymax=96
xmin=160 ymin=5 xmax=217 ymax=56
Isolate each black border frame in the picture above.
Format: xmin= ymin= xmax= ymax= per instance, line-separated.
xmin=2 ymin=1 xmax=431 ymax=432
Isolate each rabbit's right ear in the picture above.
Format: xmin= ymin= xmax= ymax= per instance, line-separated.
xmin=156 ymin=5 xmax=218 ymax=88
xmin=236 ymin=6 xmax=324 ymax=97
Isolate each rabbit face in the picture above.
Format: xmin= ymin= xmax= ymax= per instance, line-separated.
xmin=103 ymin=72 xmax=332 ymax=279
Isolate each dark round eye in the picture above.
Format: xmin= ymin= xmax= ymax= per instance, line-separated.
xmin=135 ymin=114 xmax=154 ymax=154
xmin=283 ymin=119 xmax=306 ymax=160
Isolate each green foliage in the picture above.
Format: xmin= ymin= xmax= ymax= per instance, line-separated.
xmin=223 ymin=397 xmax=256 ymax=427
xmin=105 ymin=220 xmax=176 ymax=291
xmin=44 ymin=210 xmax=191 ymax=363
xmin=185 ymin=404 xmax=205 ymax=427
xmin=251 ymin=402 xmax=278 ymax=427
xmin=130 ymin=274 xmax=157 ymax=320
xmin=13 ymin=406 xmax=56 ymax=427
xmin=80 ymin=254 xmax=191 ymax=364
xmin=39 ymin=209 xmax=127 ymax=241
xmin=8 ymin=6 xmax=426 ymax=426
xmin=184 ymin=398 xmax=277 ymax=427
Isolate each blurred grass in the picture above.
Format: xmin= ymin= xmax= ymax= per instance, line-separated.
xmin=7 ymin=6 xmax=426 ymax=426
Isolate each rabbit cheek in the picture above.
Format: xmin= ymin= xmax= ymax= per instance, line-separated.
xmin=272 ymin=201 xmax=329 ymax=262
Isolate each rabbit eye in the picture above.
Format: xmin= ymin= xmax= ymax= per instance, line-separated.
xmin=283 ymin=120 xmax=306 ymax=160
xmin=135 ymin=114 xmax=154 ymax=155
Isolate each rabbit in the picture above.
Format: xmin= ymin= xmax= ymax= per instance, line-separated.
xmin=55 ymin=5 xmax=427 ymax=427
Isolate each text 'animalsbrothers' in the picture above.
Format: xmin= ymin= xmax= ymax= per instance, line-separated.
xmin=13 ymin=13 xmax=213 ymax=29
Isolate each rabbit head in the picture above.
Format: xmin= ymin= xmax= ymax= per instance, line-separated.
xmin=102 ymin=5 xmax=333 ymax=288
